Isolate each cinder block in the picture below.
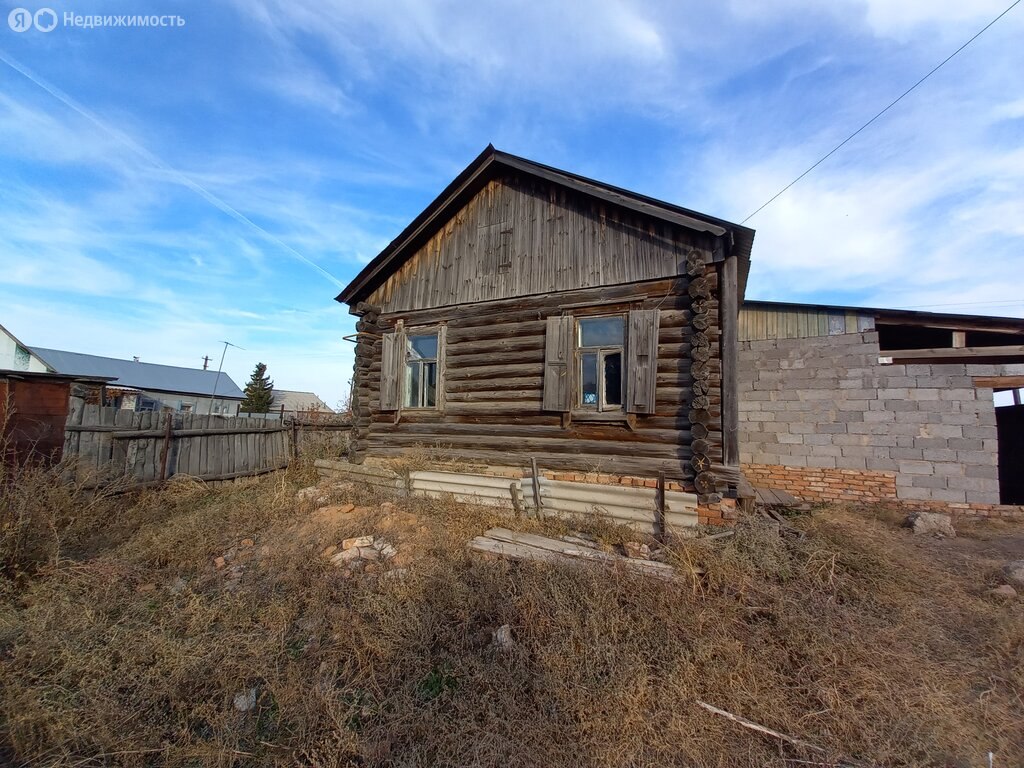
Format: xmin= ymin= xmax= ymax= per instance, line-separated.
xmin=938 ymin=388 xmax=977 ymax=401
xmin=918 ymin=424 xmax=963 ymax=439
xmin=837 ymin=456 xmax=867 ymax=470
xmin=803 ymin=433 xmax=835 ymax=446
xmin=884 ymin=400 xmax=918 ymax=412
xmin=898 ymin=460 xmax=933 ymax=475
xmin=863 ymin=411 xmax=896 ymax=423
xmin=805 ymin=455 xmax=837 ymax=469
xmin=866 ymin=458 xmax=899 ymax=471
xmin=969 ymin=491 xmax=1001 ymax=505
xmin=948 ymin=438 xmax=983 ymax=451
xmin=914 ymin=375 xmax=952 ymax=388
xmin=877 ymin=388 xmax=911 ymax=399
xmin=957 ymin=450 xmax=996 ymax=466
xmin=896 ymin=485 xmax=934 ymax=501
xmin=913 ymin=437 xmax=950 ymax=449
xmin=929 ymin=488 xmax=968 ymax=503
xmin=894 ymin=412 xmax=930 ymax=424
xmin=892 ymin=448 xmax=924 ymax=461
xmin=911 ymin=475 xmax=948 ymax=490
xmin=922 ymin=449 xmax=959 ymax=463
xmin=908 ymin=388 xmax=942 ymax=401
xmin=777 ymin=433 xmax=804 ymax=444
xmin=946 ymin=476 xmax=997 ymax=493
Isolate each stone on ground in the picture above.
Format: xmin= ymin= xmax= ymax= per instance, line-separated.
xmin=233 ymin=688 xmax=257 ymax=712
xmin=903 ymin=512 xmax=956 ymax=538
xmin=492 ymin=624 xmax=514 ymax=650
xmin=343 ymin=535 xmax=374 ymax=550
xmin=1002 ymin=560 xmax=1024 ymax=587
xmin=380 ymin=501 xmax=398 ymax=514
xmin=987 ymin=584 xmax=1017 ymax=599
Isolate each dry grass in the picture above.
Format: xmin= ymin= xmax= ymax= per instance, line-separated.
xmin=1 ymin=470 xmax=1022 ymax=767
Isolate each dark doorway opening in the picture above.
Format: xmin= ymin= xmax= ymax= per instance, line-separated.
xmin=996 ymin=403 xmax=1024 ymax=504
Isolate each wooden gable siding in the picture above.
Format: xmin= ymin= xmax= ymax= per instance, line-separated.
xmin=367 ymin=175 xmax=714 ymax=314
xmin=350 ymin=269 xmax=724 ymax=490
xmin=738 ymin=305 xmax=874 ymax=341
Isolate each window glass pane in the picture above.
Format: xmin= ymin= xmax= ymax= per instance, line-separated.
xmin=404 ymin=362 xmax=421 ymax=408
xmin=408 ymin=333 xmax=438 ymax=360
xmin=604 ymin=352 xmax=622 ymax=407
xmin=581 ymin=353 xmax=598 ymax=406
xmin=424 ymin=362 xmax=437 ymax=407
xmin=579 ymin=316 xmax=624 ymax=347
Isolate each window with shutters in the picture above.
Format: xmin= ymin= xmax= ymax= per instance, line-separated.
xmin=381 ymin=324 xmax=446 ymax=412
xmin=403 ymin=332 xmax=439 ymax=409
xmin=575 ymin=315 xmax=625 ymax=412
xmin=543 ymin=309 xmax=658 ymax=418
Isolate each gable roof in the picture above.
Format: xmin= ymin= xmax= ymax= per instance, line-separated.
xmin=337 ymin=145 xmax=755 ymax=307
xmin=272 ymin=389 xmax=334 ymax=413
xmin=0 ymin=322 xmax=55 ymax=370
xmin=31 ymin=348 xmax=245 ymax=399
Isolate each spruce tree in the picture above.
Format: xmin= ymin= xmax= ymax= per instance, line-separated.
xmin=240 ymin=363 xmax=274 ymax=413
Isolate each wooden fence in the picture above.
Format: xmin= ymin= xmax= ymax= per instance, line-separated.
xmin=63 ymin=398 xmax=292 ymax=488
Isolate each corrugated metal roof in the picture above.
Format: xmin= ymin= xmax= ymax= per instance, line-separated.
xmin=31 ymin=348 xmax=245 ymax=399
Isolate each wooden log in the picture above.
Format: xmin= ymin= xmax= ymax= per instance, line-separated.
xmin=695 ymin=471 xmax=716 ymax=494
xmin=719 ymin=254 xmax=740 ymax=469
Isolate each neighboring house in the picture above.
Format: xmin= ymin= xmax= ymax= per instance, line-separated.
xmin=737 ymin=301 xmax=1024 ymax=509
xmin=271 ymin=389 xmax=335 ymax=416
xmin=31 ymin=348 xmax=245 ymax=414
xmin=0 ymin=323 xmax=51 ymax=372
xmin=338 ymin=145 xmax=754 ymax=522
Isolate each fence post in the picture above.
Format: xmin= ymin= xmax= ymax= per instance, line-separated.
xmin=291 ymin=420 xmax=299 ymax=461
xmin=655 ymin=472 xmax=666 ymax=543
xmin=159 ymin=412 xmax=173 ymax=481
xmin=530 ymin=456 xmax=543 ymax=519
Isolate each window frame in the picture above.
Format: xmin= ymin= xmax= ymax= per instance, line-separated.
xmin=574 ymin=314 xmax=626 ymax=414
xmin=402 ymin=327 xmax=441 ymax=411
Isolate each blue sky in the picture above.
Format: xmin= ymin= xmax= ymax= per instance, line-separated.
xmin=1 ymin=0 xmax=1022 ymax=406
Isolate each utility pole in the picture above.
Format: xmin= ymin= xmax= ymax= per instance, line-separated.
xmin=208 ymin=341 xmax=243 ymax=415
xmin=202 ymin=355 xmax=211 ymax=370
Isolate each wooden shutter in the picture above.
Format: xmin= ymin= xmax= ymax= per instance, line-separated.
xmin=436 ymin=324 xmax=447 ymax=411
xmin=380 ymin=330 xmax=405 ymax=411
xmin=542 ymin=315 xmax=573 ymax=412
xmin=626 ymin=309 xmax=660 ymax=414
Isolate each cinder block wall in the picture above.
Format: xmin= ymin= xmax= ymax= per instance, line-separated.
xmin=738 ymin=331 xmax=1006 ymax=505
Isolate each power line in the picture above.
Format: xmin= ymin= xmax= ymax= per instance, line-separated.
xmin=0 ymin=48 xmax=345 ymax=289
xmin=742 ymin=0 xmax=1022 ymax=224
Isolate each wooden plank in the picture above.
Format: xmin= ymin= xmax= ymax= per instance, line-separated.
xmin=887 ymin=345 xmax=1024 ymax=361
xmin=973 ymin=375 xmax=1024 ymax=389
xmin=474 ymin=528 xmax=676 ymax=579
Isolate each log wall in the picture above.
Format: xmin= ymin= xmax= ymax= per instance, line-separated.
xmin=349 ymin=271 xmax=726 ymax=494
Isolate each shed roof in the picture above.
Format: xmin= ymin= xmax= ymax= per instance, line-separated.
xmin=338 ymin=145 xmax=755 ymax=307
xmin=31 ymin=348 xmax=245 ymax=399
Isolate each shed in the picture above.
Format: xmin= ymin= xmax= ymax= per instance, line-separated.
xmin=0 ymin=370 xmax=110 ymax=467
xmin=337 ymin=146 xmax=754 ymax=508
